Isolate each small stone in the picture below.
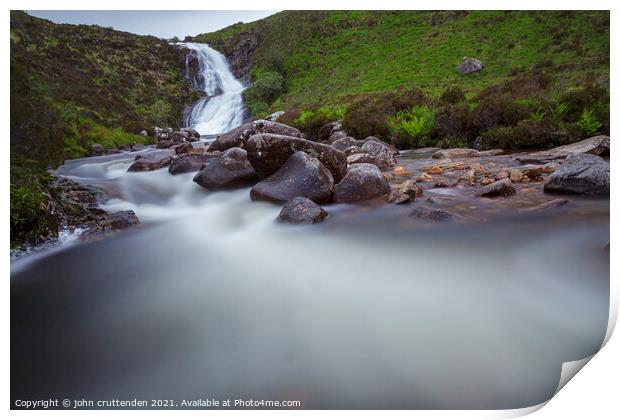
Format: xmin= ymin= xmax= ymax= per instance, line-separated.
xmin=428 ymin=165 xmax=442 ymax=175
xmin=393 ymin=166 xmax=411 ymax=177
xmin=480 ymin=177 xmax=495 ymax=186
xmin=476 ymin=178 xmax=516 ymax=197
xmin=417 ymin=173 xmax=434 ymax=182
xmin=510 ymin=169 xmax=524 ymax=183
xmin=495 ymin=171 xmax=509 ymax=180
xmin=276 ymin=197 xmax=328 ymax=224
xmin=388 ymin=180 xmax=418 ymax=204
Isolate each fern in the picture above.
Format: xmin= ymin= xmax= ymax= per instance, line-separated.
xmin=577 ymin=109 xmax=602 ymax=136
xmin=388 ymin=105 xmax=435 ymax=148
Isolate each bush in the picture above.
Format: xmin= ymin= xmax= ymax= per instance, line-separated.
xmin=473 ymin=95 xmax=532 ymax=131
xmin=342 ymin=87 xmax=428 ymax=139
xmin=560 ymin=82 xmax=609 ymax=122
xmin=433 ymin=104 xmax=477 ymax=144
xmin=477 ymin=119 xmax=567 ymax=150
xmin=577 ymin=109 xmax=602 ymax=136
xmin=439 ymin=86 xmax=466 ymax=104
xmin=387 ymin=105 xmax=435 ymax=149
xmin=283 ymin=105 xmax=346 ymax=139
xmin=243 ymin=70 xmax=284 ymax=117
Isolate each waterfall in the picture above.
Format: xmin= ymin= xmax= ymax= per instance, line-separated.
xmin=180 ymin=42 xmax=246 ymax=136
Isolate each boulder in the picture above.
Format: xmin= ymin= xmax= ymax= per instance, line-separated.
xmin=458 ymin=57 xmax=484 ymax=74
xmin=344 ymin=146 xmax=364 ymax=156
xmin=245 ymin=133 xmax=348 ymax=182
xmin=90 ymin=144 xmax=105 ymax=156
xmin=361 ymin=139 xmax=397 ymax=168
xmin=171 ymin=142 xmax=193 ymax=155
xmin=131 ymin=143 xmax=147 ymax=152
xmin=476 ymin=178 xmax=516 ymax=197
xmin=81 ymin=210 xmax=139 ymax=240
xmin=388 ymin=180 xmax=418 ymax=204
xmin=347 ymin=153 xmax=385 ymax=167
xmin=543 ymin=153 xmax=610 ymax=195
xmin=266 ymin=111 xmax=285 ymax=122
xmin=209 ymin=119 xmax=303 ymax=152
xmin=193 ymin=147 xmax=256 ymax=189
xmin=409 ymin=206 xmax=464 ymax=222
xmin=333 ymin=163 xmax=391 ymax=203
xmin=331 ymin=136 xmax=364 ymax=151
xmin=157 ymin=140 xmax=174 ymax=149
xmin=509 ymin=169 xmax=524 ymax=183
xmin=327 ymin=130 xmax=347 ymax=144
xmin=433 ymin=148 xmax=479 ymax=159
xmin=363 ymin=136 xmax=399 ymax=155
xmin=169 ymin=153 xmax=214 ymax=175
xmin=250 ymin=151 xmax=334 ymax=204
xmin=516 ymin=135 xmax=610 ymax=164
xmin=276 ymin=197 xmax=328 ymax=224
xmin=128 ymin=150 xmax=174 ymax=172
xmin=317 ymin=122 xmax=342 ymax=142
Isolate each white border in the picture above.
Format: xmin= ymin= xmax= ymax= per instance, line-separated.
xmin=3 ymin=1 xmax=616 ymax=418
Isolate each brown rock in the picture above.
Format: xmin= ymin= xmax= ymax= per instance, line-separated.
xmin=509 ymin=169 xmax=524 ymax=183
xmin=333 ymin=163 xmax=391 ymax=203
xmin=428 ymin=165 xmax=442 ymax=175
xmin=128 ymin=150 xmax=174 ymax=172
xmin=476 ymin=178 xmax=516 ymax=197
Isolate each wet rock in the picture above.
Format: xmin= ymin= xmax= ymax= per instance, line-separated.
xmin=171 ymin=129 xmax=200 ymax=143
xmin=478 ymin=149 xmax=504 ymax=156
xmin=157 ymin=140 xmax=174 ymax=149
xmin=250 ymin=151 xmax=334 ymax=204
xmin=409 ymin=205 xmax=464 ymax=222
xmin=344 ymin=146 xmax=363 ymax=156
xmin=245 ymin=133 xmax=348 ymax=182
xmin=193 ymin=147 xmax=257 ymax=189
xmin=131 ymin=143 xmax=147 ymax=152
xmin=128 ymin=150 xmax=174 ymax=172
xmin=417 ymin=173 xmax=434 ymax=182
xmin=347 ymin=153 xmax=385 ymax=167
xmin=458 ymin=57 xmax=484 ymax=74
xmin=428 ymin=165 xmax=442 ymax=175
xmin=432 ymin=148 xmax=479 ymax=159
xmin=388 ymin=180 xmax=418 ymax=204
xmin=361 ymin=139 xmax=397 ymax=168
xmin=171 ymin=142 xmax=193 ymax=155
xmin=522 ymin=199 xmax=570 ymax=212
xmin=516 ymin=135 xmax=610 ymax=164
xmin=266 ymin=111 xmax=285 ymax=122
xmin=459 ymin=169 xmax=476 ymax=185
xmin=543 ymin=162 xmax=561 ymax=173
xmin=169 ymin=153 xmax=214 ymax=175
xmin=364 ymin=136 xmax=399 ymax=155
xmin=81 ymin=210 xmax=139 ymax=240
xmin=90 ymin=144 xmax=105 ymax=156
xmin=476 ymin=178 xmax=516 ymax=197
xmin=495 ymin=171 xmax=509 ymax=180
xmin=521 ymin=166 xmax=545 ymax=180
xmin=276 ymin=197 xmax=328 ymax=224
xmin=327 ymin=130 xmax=348 ymax=144
xmin=393 ymin=166 xmax=411 ymax=177
xmin=434 ymin=181 xmax=451 ymax=188
xmin=333 ymin=163 xmax=391 ymax=203
xmin=331 ymin=136 xmax=365 ymax=151
xmin=317 ymin=122 xmax=342 ymax=142
xmin=509 ymin=169 xmax=524 ymax=183
xmin=480 ymin=177 xmax=495 ymax=186
xmin=411 ymin=147 xmax=443 ymax=154
xmin=543 ymin=153 xmax=610 ymax=195
xmin=209 ymin=120 xmax=303 ymax=152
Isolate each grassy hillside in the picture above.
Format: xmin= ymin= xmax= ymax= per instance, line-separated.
xmin=10 ymin=11 xmax=198 ymax=246
xmin=191 ymin=10 xmax=609 ymax=143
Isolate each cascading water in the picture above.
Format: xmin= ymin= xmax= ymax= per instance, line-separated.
xmin=180 ymin=42 xmax=246 ymax=136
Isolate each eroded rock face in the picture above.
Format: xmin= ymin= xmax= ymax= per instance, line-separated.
xmin=277 ymin=197 xmax=328 ymax=224
xmin=193 ymin=147 xmax=256 ymax=189
xmin=128 ymin=150 xmax=174 ymax=172
xmin=245 ymin=133 xmax=348 ymax=182
xmin=543 ymin=153 xmax=610 ymax=195
xmin=209 ymin=120 xmax=303 ymax=152
xmin=516 ymin=136 xmax=610 ymax=164
xmin=361 ymin=139 xmax=397 ymax=168
xmin=458 ymin=57 xmax=484 ymax=74
xmin=169 ymin=153 xmax=215 ymax=175
xmin=409 ymin=205 xmax=464 ymax=222
xmin=333 ymin=163 xmax=391 ymax=203
xmin=476 ymin=178 xmax=516 ymax=197
xmin=250 ymin=151 xmax=334 ymax=204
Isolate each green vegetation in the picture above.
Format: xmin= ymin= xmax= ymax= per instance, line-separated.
xmin=387 ymin=106 xmax=436 ymax=149
xmin=10 ymin=11 xmax=198 ymax=247
xmin=192 ymin=10 xmax=609 ymax=146
xmin=577 ymin=109 xmax=603 ymax=137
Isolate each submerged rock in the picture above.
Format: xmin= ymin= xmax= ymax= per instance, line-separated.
xmin=543 ymin=153 xmax=610 ymax=195
xmin=193 ymin=147 xmax=256 ymax=189
xmin=81 ymin=210 xmax=139 ymax=240
xmin=516 ymin=135 xmax=610 ymax=164
xmin=128 ymin=150 xmax=174 ymax=172
xmin=209 ymin=119 xmax=302 ymax=152
xmin=522 ymin=199 xmax=571 ymax=212
xmin=388 ymin=180 xmax=418 ymax=204
xmin=277 ymin=197 xmax=328 ymax=224
xmin=333 ymin=163 xmax=391 ymax=203
xmin=409 ymin=205 xmax=464 ymax=222
xmin=250 ymin=151 xmax=334 ymax=204
xmin=432 ymin=148 xmax=479 ymax=159
xmin=476 ymin=178 xmax=516 ymax=197
xmin=245 ymin=133 xmax=348 ymax=182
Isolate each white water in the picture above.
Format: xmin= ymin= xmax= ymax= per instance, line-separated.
xmin=181 ymin=42 xmax=245 ymax=136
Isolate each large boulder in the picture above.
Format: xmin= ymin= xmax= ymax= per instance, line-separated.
xmin=245 ymin=133 xmax=348 ymax=182
xmin=347 ymin=153 xmax=386 ymax=167
xmin=326 ymin=130 xmax=348 ymax=144
xmin=193 ymin=147 xmax=257 ymax=189
xmin=475 ymin=178 xmax=516 ymax=197
xmin=128 ymin=150 xmax=174 ymax=172
xmin=361 ymin=139 xmax=397 ymax=168
xmin=543 ymin=153 xmax=610 ymax=195
xmin=516 ymin=135 xmax=610 ymax=164
xmin=171 ymin=128 xmax=200 ymax=143
xmin=317 ymin=122 xmax=342 ymax=142
xmin=458 ymin=57 xmax=484 ymax=74
xmin=277 ymin=197 xmax=328 ymax=224
xmin=250 ymin=151 xmax=334 ymax=204
xmin=209 ymin=120 xmax=303 ymax=152
xmin=333 ymin=163 xmax=391 ymax=203
xmin=169 ymin=153 xmax=216 ymax=175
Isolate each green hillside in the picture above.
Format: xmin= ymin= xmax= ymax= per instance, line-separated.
xmin=191 ymin=10 xmax=609 ymax=143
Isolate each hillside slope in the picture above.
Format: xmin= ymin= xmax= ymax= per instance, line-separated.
xmin=191 ymin=10 xmax=609 ymax=142
xmin=10 ymin=11 xmax=198 ymax=246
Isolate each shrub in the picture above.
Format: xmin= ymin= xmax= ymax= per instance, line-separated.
xmin=243 ymin=70 xmax=284 ymax=116
xmin=553 ymin=102 xmax=569 ymax=120
xmin=342 ymin=87 xmax=428 ymax=139
xmin=433 ymin=104 xmax=477 ymax=143
xmin=560 ymin=82 xmax=609 ymax=123
xmin=477 ymin=119 xmax=566 ymax=150
xmin=473 ymin=95 xmax=532 ymax=131
xmin=285 ymin=105 xmax=346 ymax=139
xmin=439 ymin=86 xmax=466 ymax=104
xmin=577 ymin=109 xmax=602 ymax=136
xmin=387 ymin=105 xmax=435 ymax=149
